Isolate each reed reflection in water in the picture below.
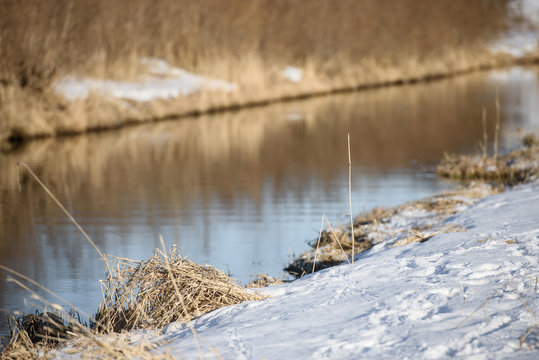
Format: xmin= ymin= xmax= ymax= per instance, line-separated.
xmin=1 ymin=66 xmax=538 ymax=336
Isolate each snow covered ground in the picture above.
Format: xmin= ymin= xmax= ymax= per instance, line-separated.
xmin=54 ymin=181 xmax=539 ymax=359
xmin=53 ymin=58 xmax=238 ymax=102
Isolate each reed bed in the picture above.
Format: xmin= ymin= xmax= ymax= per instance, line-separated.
xmin=0 ymin=0 xmax=526 ymax=143
xmin=437 ymin=138 xmax=539 ymax=184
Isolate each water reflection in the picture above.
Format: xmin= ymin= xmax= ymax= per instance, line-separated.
xmin=1 ymin=66 xmax=538 ymax=336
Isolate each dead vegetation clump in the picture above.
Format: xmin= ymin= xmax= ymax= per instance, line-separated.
xmin=246 ymin=274 xmax=284 ymax=288
xmin=437 ymin=134 xmax=539 ymax=184
xmin=94 ymin=247 xmax=265 ymax=333
xmin=284 ymin=218 xmax=375 ymax=277
xmin=1 ymin=309 xmax=95 ymax=360
xmin=1 ymin=248 xmax=261 ymax=358
xmin=1 ymin=322 xmax=177 ymax=360
xmin=284 ymin=196 xmax=466 ymax=277
xmin=400 ymin=196 xmax=466 ymax=216
xmin=391 ymin=225 xmax=467 ymax=247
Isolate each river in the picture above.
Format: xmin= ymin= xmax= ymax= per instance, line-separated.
xmin=1 ymin=66 xmax=538 ymax=337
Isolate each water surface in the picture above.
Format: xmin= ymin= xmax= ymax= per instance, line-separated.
xmin=1 ymin=66 xmax=538 ymax=336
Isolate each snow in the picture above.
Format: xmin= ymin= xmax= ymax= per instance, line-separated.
xmin=53 ymin=58 xmax=237 ymax=102
xmin=282 ymin=66 xmax=304 ymax=83
xmin=55 ymin=181 xmax=539 ymax=359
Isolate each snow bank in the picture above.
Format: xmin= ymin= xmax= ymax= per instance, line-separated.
xmin=54 ymin=181 xmax=539 ymax=359
xmin=53 ymin=58 xmax=237 ymax=102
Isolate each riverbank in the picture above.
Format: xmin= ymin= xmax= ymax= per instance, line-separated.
xmin=286 ymin=139 xmax=539 ymax=276
xmin=134 ymin=180 xmax=539 ymax=359
xmin=2 ymin=54 xmax=538 ymax=149
xmin=1 ymin=0 xmax=536 ymax=147
xmin=4 ymin=172 xmax=538 ymax=359
xmin=2 ymin=137 xmax=538 ymax=358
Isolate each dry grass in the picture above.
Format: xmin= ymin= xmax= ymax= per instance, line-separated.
xmin=0 ymin=0 xmax=529 ymax=143
xmin=94 ymin=247 xmax=265 ymax=333
xmin=246 ymin=274 xmax=284 ymax=289
xmin=437 ymin=140 xmax=539 ymax=184
xmin=1 ymin=320 xmax=178 ymax=359
xmin=392 ymin=225 xmax=466 ymax=247
xmin=1 ymin=246 xmax=262 ymax=359
xmin=284 ymin=216 xmax=374 ymax=277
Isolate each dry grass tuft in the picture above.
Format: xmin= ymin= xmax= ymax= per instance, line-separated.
xmin=437 ymin=127 xmax=539 ymax=185
xmin=1 ymin=323 xmax=177 ymax=359
xmin=1 ymin=247 xmax=259 ymax=358
xmin=284 ymin=221 xmax=373 ymax=277
xmin=437 ymin=143 xmax=539 ymax=184
xmin=401 ymin=196 xmax=466 ymax=216
xmin=94 ymin=247 xmax=265 ymax=333
xmin=392 ymin=229 xmax=437 ymax=247
xmin=392 ymin=225 xmax=466 ymax=247
xmin=523 ymin=134 xmax=539 ymax=148
xmin=246 ymin=274 xmax=284 ymax=289
xmin=1 ymin=310 xmax=90 ymax=360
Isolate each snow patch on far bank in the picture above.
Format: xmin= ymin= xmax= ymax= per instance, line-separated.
xmin=53 ymin=58 xmax=238 ymax=102
xmin=282 ymin=66 xmax=304 ymax=83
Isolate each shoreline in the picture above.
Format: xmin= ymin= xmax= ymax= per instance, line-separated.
xmin=4 ymin=170 xmax=537 ymax=358
xmin=2 ymin=55 xmax=539 ymax=149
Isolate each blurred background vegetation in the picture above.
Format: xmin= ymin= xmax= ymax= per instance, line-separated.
xmin=0 ymin=0 xmax=528 ymax=140
xmin=0 ymin=0 xmax=519 ymax=88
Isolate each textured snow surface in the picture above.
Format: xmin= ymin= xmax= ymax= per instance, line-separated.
xmin=56 ymin=182 xmax=539 ymax=359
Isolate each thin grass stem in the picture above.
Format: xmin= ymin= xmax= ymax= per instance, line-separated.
xmin=348 ymin=133 xmax=354 ymax=264
xmin=16 ymin=162 xmax=112 ymax=275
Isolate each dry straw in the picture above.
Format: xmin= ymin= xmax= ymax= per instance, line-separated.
xmin=437 ymin=140 xmax=539 ymax=183
xmin=246 ymin=274 xmax=284 ymax=289
xmin=348 ymin=133 xmax=354 ymax=264
xmin=95 ymin=247 xmax=265 ymax=333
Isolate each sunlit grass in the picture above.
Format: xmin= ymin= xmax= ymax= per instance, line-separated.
xmin=0 ymin=0 xmax=530 ymax=142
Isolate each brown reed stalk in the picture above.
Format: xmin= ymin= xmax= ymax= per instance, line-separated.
xmin=323 ymin=215 xmax=351 ymax=265
xmin=312 ymin=214 xmax=326 ymax=273
xmin=482 ymin=107 xmax=488 ymax=161
xmin=494 ymin=90 xmax=501 ymax=163
xmin=16 ymin=162 xmax=112 ymax=276
xmin=348 ymin=133 xmax=354 ymax=264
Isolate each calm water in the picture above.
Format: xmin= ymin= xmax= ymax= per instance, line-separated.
xmin=1 ymin=66 xmax=538 ymax=337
